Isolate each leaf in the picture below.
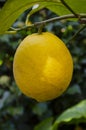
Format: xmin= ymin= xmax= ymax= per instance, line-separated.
xmin=0 ymin=0 xmax=33 ymax=34
xmin=7 ymin=106 xmax=23 ymax=116
xmin=34 ymin=117 xmax=53 ymax=130
xmin=47 ymin=0 xmax=86 ymax=15
xmin=0 ymin=75 xmax=10 ymax=86
xmin=0 ymin=0 xmax=60 ymax=34
xmin=32 ymin=103 xmax=48 ymax=116
xmin=52 ymin=100 xmax=86 ymax=130
xmin=0 ymin=0 xmax=86 ymax=34
xmin=65 ymin=0 xmax=86 ymax=13
xmin=66 ymin=84 xmax=81 ymax=95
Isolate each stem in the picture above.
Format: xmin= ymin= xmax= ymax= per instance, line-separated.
xmin=38 ymin=24 xmax=44 ymax=34
xmin=69 ymin=24 xmax=86 ymax=42
xmin=60 ymin=0 xmax=79 ymax=18
xmin=6 ymin=13 xmax=86 ymax=34
xmin=33 ymin=14 xmax=86 ymax=25
xmin=79 ymin=18 xmax=86 ymax=24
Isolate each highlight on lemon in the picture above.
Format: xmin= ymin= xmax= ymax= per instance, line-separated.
xmin=13 ymin=32 xmax=73 ymax=102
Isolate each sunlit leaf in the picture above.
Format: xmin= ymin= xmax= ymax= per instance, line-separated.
xmin=47 ymin=0 xmax=86 ymax=15
xmin=52 ymin=100 xmax=86 ymax=130
xmin=34 ymin=117 xmax=53 ymax=130
xmin=0 ymin=0 xmax=60 ymax=34
xmin=0 ymin=0 xmax=86 ymax=34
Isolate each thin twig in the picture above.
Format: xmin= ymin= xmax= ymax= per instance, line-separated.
xmin=6 ymin=13 xmax=86 ymax=34
xmin=68 ymin=24 xmax=86 ymax=42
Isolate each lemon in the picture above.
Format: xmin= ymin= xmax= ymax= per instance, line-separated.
xmin=13 ymin=32 xmax=73 ymax=102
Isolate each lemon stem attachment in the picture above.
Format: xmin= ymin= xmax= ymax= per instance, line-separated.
xmin=38 ymin=24 xmax=44 ymax=34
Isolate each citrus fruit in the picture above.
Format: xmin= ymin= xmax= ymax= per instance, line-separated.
xmin=13 ymin=32 xmax=73 ymax=102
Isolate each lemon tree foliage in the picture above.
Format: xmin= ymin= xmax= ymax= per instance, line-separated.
xmin=0 ymin=0 xmax=86 ymax=130
xmin=34 ymin=117 xmax=53 ymax=130
xmin=52 ymin=100 xmax=86 ymax=130
xmin=34 ymin=100 xmax=86 ymax=130
xmin=0 ymin=0 xmax=86 ymax=34
xmin=48 ymin=0 xmax=86 ymax=15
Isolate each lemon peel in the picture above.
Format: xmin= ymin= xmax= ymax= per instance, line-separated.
xmin=13 ymin=32 xmax=73 ymax=102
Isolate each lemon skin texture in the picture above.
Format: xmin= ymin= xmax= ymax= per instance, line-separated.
xmin=13 ymin=32 xmax=73 ymax=102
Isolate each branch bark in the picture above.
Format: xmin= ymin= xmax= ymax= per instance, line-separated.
xmin=6 ymin=13 xmax=86 ymax=34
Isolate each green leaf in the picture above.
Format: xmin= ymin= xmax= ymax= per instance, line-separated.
xmin=0 ymin=0 xmax=33 ymax=34
xmin=32 ymin=103 xmax=48 ymax=116
xmin=47 ymin=0 xmax=86 ymax=15
xmin=34 ymin=117 xmax=53 ymax=130
xmin=7 ymin=106 xmax=23 ymax=116
xmin=0 ymin=75 xmax=10 ymax=86
xmin=52 ymin=100 xmax=86 ymax=130
xmin=65 ymin=0 xmax=86 ymax=13
xmin=0 ymin=0 xmax=86 ymax=34
xmin=66 ymin=84 xmax=81 ymax=95
xmin=0 ymin=0 xmax=60 ymax=34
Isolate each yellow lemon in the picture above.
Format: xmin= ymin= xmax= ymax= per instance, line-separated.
xmin=13 ymin=32 xmax=73 ymax=102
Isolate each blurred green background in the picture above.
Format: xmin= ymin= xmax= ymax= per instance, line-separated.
xmin=0 ymin=1 xmax=86 ymax=130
